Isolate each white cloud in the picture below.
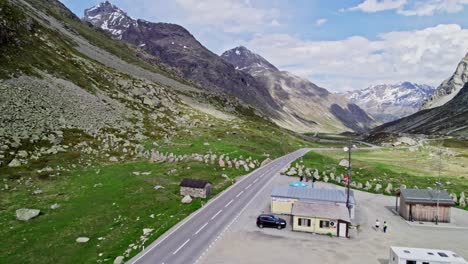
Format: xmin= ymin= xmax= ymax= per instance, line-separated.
xmin=348 ymin=0 xmax=468 ymax=16
xmin=348 ymin=0 xmax=407 ymax=13
xmin=398 ymin=0 xmax=468 ymax=16
xmin=246 ymin=24 xmax=468 ymax=92
xmin=315 ymin=18 xmax=327 ymax=27
xmin=173 ymin=0 xmax=281 ymax=33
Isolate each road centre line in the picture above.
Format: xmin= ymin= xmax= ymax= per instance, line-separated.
xmin=194 ymin=223 xmax=208 ymax=235
xmin=173 ymin=239 xmax=190 ymax=255
xmin=225 ymin=199 xmax=234 ymax=208
xmin=236 ymin=191 xmax=244 ymax=198
xmin=245 ymin=184 xmax=252 ymax=190
xmin=211 ymin=210 xmax=223 ymax=220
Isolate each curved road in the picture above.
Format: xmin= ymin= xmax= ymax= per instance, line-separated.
xmin=129 ymin=148 xmax=311 ymax=264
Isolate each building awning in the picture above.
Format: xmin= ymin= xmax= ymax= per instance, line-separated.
xmin=292 ymin=201 xmax=350 ymax=223
xmin=400 ymin=189 xmax=454 ymax=205
xmin=271 ymin=186 xmax=355 ymax=205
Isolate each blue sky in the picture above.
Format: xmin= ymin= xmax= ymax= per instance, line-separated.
xmin=60 ymin=0 xmax=468 ymax=91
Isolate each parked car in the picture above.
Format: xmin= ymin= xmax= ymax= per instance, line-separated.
xmin=256 ymin=214 xmax=287 ymax=229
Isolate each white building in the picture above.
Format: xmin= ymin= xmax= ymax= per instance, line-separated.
xmin=389 ymin=247 xmax=467 ymax=264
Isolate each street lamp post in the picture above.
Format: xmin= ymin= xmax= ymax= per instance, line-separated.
xmin=344 ymin=140 xmax=352 ymax=217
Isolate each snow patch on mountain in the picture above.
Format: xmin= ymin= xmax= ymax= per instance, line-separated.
xmin=343 ymin=82 xmax=435 ymax=123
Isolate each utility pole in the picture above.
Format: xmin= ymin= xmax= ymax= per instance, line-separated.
xmin=435 ymin=147 xmax=442 ymax=225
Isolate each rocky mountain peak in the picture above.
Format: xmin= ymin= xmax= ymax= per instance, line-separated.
xmin=421 ymin=52 xmax=468 ymax=110
xmin=221 ymin=46 xmax=278 ymax=73
xmin=84 ymin=1 xmax=135 ymax=38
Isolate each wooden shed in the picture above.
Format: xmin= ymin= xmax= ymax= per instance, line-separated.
xmin=399 ymin=189 xmax=454 ymax=223
xmin=179 ymin=178 xmax=211 ymax=198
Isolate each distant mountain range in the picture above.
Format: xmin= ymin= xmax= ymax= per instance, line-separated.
xmin=372 ymin=53 xmax=468 ymax=137
xmin=84 ymin=2 xmax=375 ymax=133
xmin=421 ymin=53 xmax=468 ymax=110
xmin=343 ymin=82 xmax=435 ymax=123
xmin=221 ymin=46 xmax=376 ymax=132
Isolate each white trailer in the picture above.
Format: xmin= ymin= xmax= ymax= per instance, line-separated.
xmin=390 ymin=247 xmax=467 ymax=264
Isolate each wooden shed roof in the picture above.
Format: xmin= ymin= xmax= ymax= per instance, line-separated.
xmin=400 ymin=189 xmax=454 ymax=205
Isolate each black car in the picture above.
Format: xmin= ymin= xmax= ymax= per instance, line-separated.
xmin=256 ymin=214 xmax=287 ymax=229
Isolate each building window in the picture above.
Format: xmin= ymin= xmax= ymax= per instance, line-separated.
xmin=319 ymin=220 xmax=330 ymax=228
xmin=297 ymin=218 xmax=311 ymax=227
xmin=406 ymin=261 xmax=416 ymax=264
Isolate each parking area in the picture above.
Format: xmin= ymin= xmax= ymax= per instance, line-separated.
xmin=200 ymin=173 xmax=468 ymax=264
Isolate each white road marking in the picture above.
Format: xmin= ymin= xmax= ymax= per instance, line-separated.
xmin=245 ymin=184 xmax=252 ymax=190
xmin=236 ymin=191 xmax=244 ymax=198
xmin=253 ymin=178 xmax=259 ymax=183
xmin=211 ymin=210 xmax=222 ymax=220
xmin=195 ymin=222 xmax=208 ymax=235
xmin=173 ymin=239 xmax=190 ymax=255
xmin=225 ymin=199 xmax=234 ymax=208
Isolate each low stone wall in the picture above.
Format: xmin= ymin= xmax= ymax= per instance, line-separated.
xmin=180 ymin=186 xmax=207 ymax=198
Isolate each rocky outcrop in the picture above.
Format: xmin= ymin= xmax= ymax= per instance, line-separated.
xmin=422 ymin=53 xmax=468 ymax=110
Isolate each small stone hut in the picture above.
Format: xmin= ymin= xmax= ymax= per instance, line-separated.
xmin=179 ymin=178 xmax=211 ymax=198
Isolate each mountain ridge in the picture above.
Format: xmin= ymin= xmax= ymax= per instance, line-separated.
xmin=421 ymin=53 xmax=468 ymax=110
xmin=343 ymin=82 xmax=435 ymax=123
xmin=222 ymin=46 xmax=377 ymax=132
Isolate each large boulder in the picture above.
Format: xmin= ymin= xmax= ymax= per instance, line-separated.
xmin=450 ymin=193 xmax=458 ymax=203
xmin=375 ymin=184 xmax=382 ymax=192
xmin=8 ymin=159 xmax=22 ymax=167
xmin=385 ymin=183 xmax=393 ymax=194
xmin=113 ymin=256 xmax=124 ymax=264
xmin=76 ymin=237 xmax=90 ymax=243
xmin=218 ymin=159 xmax=225 ymax=168
xmin=16 ymin=209 xmax=40 ymax=221
xmin=260 ymin=158 xmax=272 ymax=167
xmin=460 ymin=192 xmax=466 ymax=207
xmin=339 ymin=159 xmax=349 ymax=167
xmin=181 ymin=195 xmax=192 ymax=204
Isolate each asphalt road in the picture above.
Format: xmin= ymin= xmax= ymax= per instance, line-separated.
xmin=128 ymin=148 xmax=311 ymax=264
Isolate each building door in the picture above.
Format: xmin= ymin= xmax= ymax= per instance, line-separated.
xmin=338 ymin=222 xmax=347 ymax=237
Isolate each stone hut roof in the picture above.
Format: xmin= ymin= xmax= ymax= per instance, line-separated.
xmin=179 ymin=178 xmax=210 ymax=189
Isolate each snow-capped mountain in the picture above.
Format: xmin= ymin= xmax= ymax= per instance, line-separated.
xmin=343 ymin=82 xmax=435 ymax=123
xmin=421 ymin=53 xmax=468 ymax=110
xmin=84 ymin=1 xmax=134 ymax=39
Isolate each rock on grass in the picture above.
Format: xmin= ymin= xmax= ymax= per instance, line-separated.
xmin=16 ymin=209 xmax=40 ymax=221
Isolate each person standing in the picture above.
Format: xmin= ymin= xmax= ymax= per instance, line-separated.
xmin=375 ymin=219 xmax=380 ymax=230
xmin=383 ymin=221 xmax=388 ymax=233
